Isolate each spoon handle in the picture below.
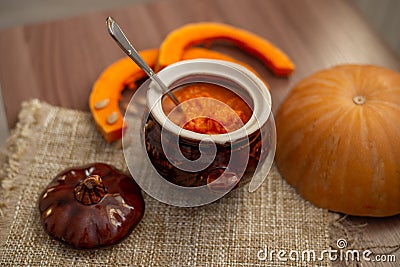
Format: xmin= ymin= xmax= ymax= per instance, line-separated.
xmin=107 ymin=17 xmax=154 ymax=77
xmin=106 ymin=17 xmax=180 ymax=106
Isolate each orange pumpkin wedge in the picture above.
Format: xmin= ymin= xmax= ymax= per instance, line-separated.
xmin=90 ymin=49 xmax=159 ymax=142
xmin=90 ymin=48 xmax=265 ymax=142
xmin=158 ymin=22 xmax=295 ymax=76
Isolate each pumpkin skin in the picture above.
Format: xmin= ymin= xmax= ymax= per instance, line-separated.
xmin=275 ymin=64 xmax=400 ymax=217
xmin=158 ymin=22 xmax=295 ymax=76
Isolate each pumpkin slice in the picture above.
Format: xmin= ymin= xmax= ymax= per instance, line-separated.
xmin=90 ymin=49 xmax=159 ymax=142
xmin=158 ymin=22 xmax=295 ymax=76
xmin=275 ymin=64 xmax=400 ymax=217
xmin=181 ymin=47 xmax=269 ymax=87
xmin=91 ymin=48 xmax=265 ymax=142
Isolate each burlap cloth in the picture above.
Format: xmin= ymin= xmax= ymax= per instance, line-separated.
xmin=0 ymin=100 xmax=338 ymax=266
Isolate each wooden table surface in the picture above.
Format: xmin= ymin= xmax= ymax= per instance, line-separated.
xmin=1 ymin=0 xmax=399 ymax=128
xmin=0 ymin=0 xmax=399 ymax=261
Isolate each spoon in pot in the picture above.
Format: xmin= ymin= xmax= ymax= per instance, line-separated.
xmin=106 ymin=16 xmax=181 ymax=106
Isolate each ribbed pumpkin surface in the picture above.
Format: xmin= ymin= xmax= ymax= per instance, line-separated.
xmin=275 ymin=64 xmax=400 ymax=217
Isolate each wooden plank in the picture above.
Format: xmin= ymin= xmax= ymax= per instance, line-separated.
xmin=0 ymin=83 xmax=8 ymax=148
xmin=0 ymin=0 xmax=399 ymax=128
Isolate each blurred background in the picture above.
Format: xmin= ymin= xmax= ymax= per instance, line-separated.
xmin=0 ymin=0 xmax=399 ymax=56
xmin=0 ymin=0 xmax=400 ymax=56
xmin=0 ymin=0 xmax=399 ymax=148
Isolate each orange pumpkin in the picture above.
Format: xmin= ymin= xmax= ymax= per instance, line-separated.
xmin=158 ymin=22 xmax=295 ymax=76
xmin=275 ymin=64 xmax=400 ymax=217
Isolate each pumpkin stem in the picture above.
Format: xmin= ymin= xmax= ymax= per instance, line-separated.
xmin=352 ymin=95 xmax=366 ymax=105
xmin=74 ymin=175 xmax=107 ymax=205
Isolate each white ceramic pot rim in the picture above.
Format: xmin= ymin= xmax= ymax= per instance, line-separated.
xmin=146 ymin=59 xmax=272 ymax=145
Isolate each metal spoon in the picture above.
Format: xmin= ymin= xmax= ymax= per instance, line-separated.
xmin=106 ymin=16 xmax=181 ymax=106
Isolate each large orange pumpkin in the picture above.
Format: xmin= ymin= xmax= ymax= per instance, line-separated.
xmin=275 ymin=64 xmax=400 ymax=217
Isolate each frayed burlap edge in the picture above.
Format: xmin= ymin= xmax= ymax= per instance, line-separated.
xmin=0 ymin=99 xmax=47 ymax=246
xmin=330 ymin=215 xmax=400 ymax=253
xmin=330 ymin=214 xmax=400 ymax=266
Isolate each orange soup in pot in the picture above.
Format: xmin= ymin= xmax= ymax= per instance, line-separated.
xmin=162 ymin=82 xmax=252 ymax=134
